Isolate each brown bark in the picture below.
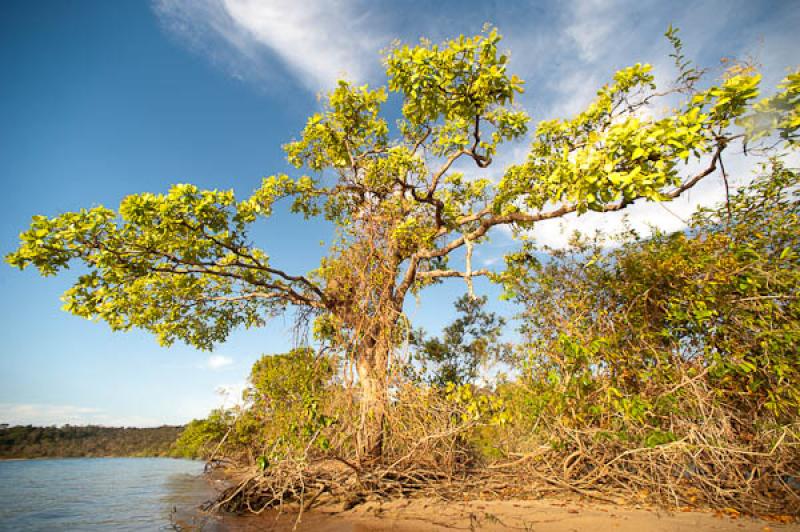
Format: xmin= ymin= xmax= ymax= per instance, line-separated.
xmin=356 ymin=347 xmax=389 ymax=461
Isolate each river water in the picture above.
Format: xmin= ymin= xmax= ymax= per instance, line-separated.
xmin=0 ymin=457 xmax=221 ymax=531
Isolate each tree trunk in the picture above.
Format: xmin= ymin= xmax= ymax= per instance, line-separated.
xmin=356 ymin=347 xmax=388 ymax=461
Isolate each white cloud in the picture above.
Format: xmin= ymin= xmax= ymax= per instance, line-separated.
xmin=545 ymin=69 xmax=603 ymax=120
xmin=206 ymin=354 xmax=234 ymax=370
xmin=564 ymin=0 xmax=623 ymax=63
xmin=0 ymin=403 xmax=160 ymax=427
xmin=214 ymin=381 xmax=247 ymax=408
xmin=530 ymin=197 xmax=697 ymax=250
xmin=153 ymin=0 xmax=388 ymax=91
xmin=502 ymin=0 xmax=799 ymax=249
xmin=222 ymin=0 xmax=385 ymax=89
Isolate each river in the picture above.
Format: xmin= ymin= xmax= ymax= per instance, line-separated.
xmin=0 ymin=457 xmax=220 ymax=531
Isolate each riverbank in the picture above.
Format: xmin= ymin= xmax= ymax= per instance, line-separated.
xmin=214 ymin=495 xmax=799 ymax=531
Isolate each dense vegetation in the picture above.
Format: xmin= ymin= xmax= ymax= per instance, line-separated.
xmin=6 ymin=27 xmax=773 ymax=459
xmin=497 ymin=160 xmax=800 ymax=514
xmin=7 ymin=26 xmax=799 ymax=518
xmin=0 ymin=425 xmax=184 ymax=459
xmin=174 ymin=160 xmax=799 ymax=517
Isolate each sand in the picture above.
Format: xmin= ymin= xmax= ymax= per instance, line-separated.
xmin=213 ymin=496 xmax=799 ymax=531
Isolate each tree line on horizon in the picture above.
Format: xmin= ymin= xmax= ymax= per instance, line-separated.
xmin=0 ymin=424 xmax=184 ymax=459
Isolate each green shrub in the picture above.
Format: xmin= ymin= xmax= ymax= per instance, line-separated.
xmin=172 ymin=410 xmax=232 ymax=459
xmin=503 ymin=160 xmax=800 ymax=434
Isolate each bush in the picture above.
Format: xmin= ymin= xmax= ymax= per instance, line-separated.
xmin=177 ymin=348 xmax=338 ymax=464
xmin=497 ymin=160 xmax=800 ymax=514
xmin=172 ymin=409 xmax=232 ymax=459
xmin=505 ymin=160 xmax=800 ymax=430
xmin=245 ymin=347 xmax=337 ymax=461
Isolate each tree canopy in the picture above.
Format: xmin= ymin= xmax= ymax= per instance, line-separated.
xmin=6 ymin=28 xmax=798 ymax=455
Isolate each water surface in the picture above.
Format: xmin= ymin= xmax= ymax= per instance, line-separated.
xmin=0 ymin=457 xmax=218 ymax=531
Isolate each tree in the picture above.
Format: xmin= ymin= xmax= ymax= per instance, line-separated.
xmin=7 ymin=28 xmax=796 ymax=459
xmin=411 ymin=294 xmax=511 ymax=386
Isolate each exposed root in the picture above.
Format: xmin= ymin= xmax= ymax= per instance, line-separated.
xmin=200 ymin=380 xmax=799 ymax=521
xmin=206 ymin=417 xmax=799 ymax=521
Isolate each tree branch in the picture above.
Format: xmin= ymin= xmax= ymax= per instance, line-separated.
xmin=419 ymin=144 xmax=725 ymax=262
xmin=178 ymin=219 xmax=327 ymax=302
xmin=428 ymin=149 xmax=468 ymax=196
xmin=416 ymin=268 xmax=491 ymax=279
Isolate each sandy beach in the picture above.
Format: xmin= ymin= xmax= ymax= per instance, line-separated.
xmin=214 ymin=496 xmax=799 ymax=531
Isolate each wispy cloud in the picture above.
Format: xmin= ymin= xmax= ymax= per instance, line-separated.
xmin=564 ymin=0 xmax=624 ymax=63
xmin=214 ymin=382 xmax=247 ymax=408
xmin=153 ymin=0 xmax=798 ymax=248
xmin=512 ymin=0 xmax=799 ymax=248
xmin=153 ymin=0 xmax=388 ymax=91
xmin=206 ymin=354 xmax=234 ymax=370
xmin=0 ymin=403 xmax=160 ymax=427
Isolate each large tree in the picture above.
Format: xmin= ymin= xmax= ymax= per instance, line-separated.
xmin=7 ymin=28 xmax=796 ymax=458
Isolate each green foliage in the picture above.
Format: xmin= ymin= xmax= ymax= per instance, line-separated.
xmin=173 ymin=349 xmax=338 ymax=464
xmin=503 ymin=159 xmax=800 ymax=436
xmin=497 ymin=61 xmax=762 ymax=215
xmin=5 ymin=184 xmax=295 ymax=350
xmin=410 ymin=294 xmax=511 ymax=386
xmin=247 ymin=347 xmax=336 ymax=453
xmin=444 ymin=382 xmax=511 ymax=426
xmin=7 ymin=28 xmax=785 ymax=363
xmin=247 ymin=348 xmax=333 ymax=406
xmin=664 ymin=25 xmax=704 ymax=89
xmin=285 ymin=82 xmax=389 ymax=173
xmin=386 ymin=27 xmax=528 ymax=160
xmin=171 ymin=409 xmax=232 ymax=459
xmin=740 ymin=70 xmax=800 ymax=146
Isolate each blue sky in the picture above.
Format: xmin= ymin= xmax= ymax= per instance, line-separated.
xmin=1 ymin=0 xmax=797 ymax=426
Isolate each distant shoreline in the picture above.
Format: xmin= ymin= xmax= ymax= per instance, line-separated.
xmin=1 ymin=425 xmax=183 ymax=460
xmin=0 ymin=456 xmax=197 ymax=462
